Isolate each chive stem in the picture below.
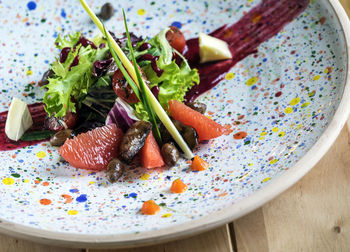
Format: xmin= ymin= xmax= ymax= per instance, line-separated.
xmin=78 ymin=0 xmax=194 ymax=159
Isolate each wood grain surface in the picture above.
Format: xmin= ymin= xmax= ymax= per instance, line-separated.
xmin=88 ymin=226 xmax=233 ymax=252
xmin=235 ymin=126 xmax=350 ymax=251
xmin=0 ymin=1 xmax=348 ymax=251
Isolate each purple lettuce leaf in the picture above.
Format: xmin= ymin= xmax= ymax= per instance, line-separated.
xmin=106 ymin=97 xmax=139 ymax=132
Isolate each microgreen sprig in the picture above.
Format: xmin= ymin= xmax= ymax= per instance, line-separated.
xmin=102 ymin=25 xmax=140 ymax=101
xmin=79 ymin=0 xmax=194 ymax=159
xmin=102 ymin=21 xmax=162 ymax=143
xmin=122 ymin=10 xmax=162 ymax=143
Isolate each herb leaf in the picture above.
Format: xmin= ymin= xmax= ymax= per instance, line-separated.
xmin=102 ymin=24 xmax=141 ymax=101
xmin=122 ymin=10 xmax=162 ymax=143
xmin=78 ymin=0 xmax=193 ymax=158
xmin=43 ymin=33 xmax=109 ymax=117
xmin=21 ymin=130 xmax=55 ymax=141
xmin=136 ymin=29 xmax=199 ymax=110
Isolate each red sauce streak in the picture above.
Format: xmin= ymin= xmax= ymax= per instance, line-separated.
xmin=184 ymin=0 xmax=309 ymax=102
xmin=0 ymin=103 xmax=47 ymax=151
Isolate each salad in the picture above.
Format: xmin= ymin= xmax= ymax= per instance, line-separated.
xmin=3 ymin=2 xmax=231 ymax=189
xmin=1 ymin=0 xmax=309 ymax=215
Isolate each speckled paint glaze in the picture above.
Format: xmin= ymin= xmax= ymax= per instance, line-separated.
xmin=0 ymin=0 xmax=347 ymax=236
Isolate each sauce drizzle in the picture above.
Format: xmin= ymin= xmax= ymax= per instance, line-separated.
xmin=0 ymin=103 xmax=48 ymax=151
xmin=184 ymin=0 xmax=309 ymax=102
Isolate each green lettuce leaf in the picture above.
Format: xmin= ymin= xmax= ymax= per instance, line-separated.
xmin=137 ymin=28 xmax=199 ymax=112
xmin=43 ymin=33 xmax=109 ymax=117
xmin=55 ymin=32 xmax=81 ymax=50
xmin=133 ymin=101 xmax=149 ymax=121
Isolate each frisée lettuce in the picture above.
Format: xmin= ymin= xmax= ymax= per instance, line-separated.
xmin=43 ymin=32 xmax=109 ymax=117
xmin=133 ymin=28 xmax=199 ymax=120
xmin=42 ymin=28 xmax=199 ymax=124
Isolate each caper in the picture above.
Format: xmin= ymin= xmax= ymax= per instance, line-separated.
xmin=161 ymin=143 xmax=180 ymax=167
xmin=106 ymin=158 xmax=125 ymax=183
xmin=50 ymin=129 xmax=72 ymax=146
xmin=159 ymin=119 xmax=198 ymax=151
xmin=39 ymin=69 xmax=54 ymax=86
xmin=187 ymin=102 xmax=207 ymax=114
xmin=98 ymin=3 xmax=114 ymax=21
xmin=181 ymin=125 xmax=198 ymax=150
xmin=119 ymin=121 xmax=152 ymax=164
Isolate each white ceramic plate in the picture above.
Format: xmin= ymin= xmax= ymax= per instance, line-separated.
xmin=0 ymin=0 xmax=349 ymax=248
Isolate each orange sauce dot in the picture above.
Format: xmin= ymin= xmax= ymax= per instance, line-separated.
xmin=234 ymin=131 xmax=247 ymax=140
xmin=39 ymin=199 xmax=52 ymax=205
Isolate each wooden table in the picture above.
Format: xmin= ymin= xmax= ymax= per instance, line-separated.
xmin=2 ymin=1 xmax=349 ymax=251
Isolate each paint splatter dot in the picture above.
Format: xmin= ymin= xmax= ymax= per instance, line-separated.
xmin=162 ymin=213 xmax=172 ymax=218
xmin=284 ymin=107 xmax=293 ymax=114
xmin=269 ymin=159 xmax=278 ymax=164
xmin=76 ymin=194 xmax=87 ymax=203
xmin=289 ymin=97 xmax=301 ymax=106
xmin=11 ymin=173 xmax=20 ymax=178
xmin=308 ymin=90 xmax=316 ymax=97
xmin=225 ymin=73 xmax=235 ymax=80
xmin=39 ymin=199 xmax=52 ymax=205
xmin=301 ymin=102 xmax=310 ymax=108
xmin=262 ymin=177 xmax=271 ymax=183
xmin=23 ymin=179 xmax=29 ymax=183
xmin=62 ymin=194 xmax=73 ymax=204
xmin=2 ymin=178 xmax=15 ymax=185
xmin=260 ymin=131 xmax=267 ymax=136
xmin=272 ymin=127 xmax=279 ymax=132
xmin=246 ymin=76 xmax=258 ymax=86
xmin=26 ymin=70 xmax=33 ymax=76
xmin=140 ymin=174 xmax=150 ymax=180
xmin=171 ymin=21 xmax=182 ymax=28
xmin=36 ymin=151 xmax=46 ymax=158
xmin=129 ymin=193 xmax=138 ymax=199
xmin=137 ymin=9 xmax=146 ymax=15
xmin=27 ymin=1 xmax=37 ymax=10
xmin=313 ymin=75 xmax=321 ymax=81
xmin=278 ymin=131 xmax=285 ymax=137
xmin=60 ymin=9 xmax=66 ymax=18
xmin=42 ymin=182 xmax=49 ymax=186
xmin=275 ymin=91 xmax=282 ymax=97
xmin=252 ymin=13 xmax=262 ymax=23
xmin=67 ymin=210 xmax=78 ymax=215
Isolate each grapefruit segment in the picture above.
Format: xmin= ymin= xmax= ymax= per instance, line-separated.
xmin=168 ymin=100 xmax=225 ymax=141
xmin=59 ymin=124 xmax=123 ymax=170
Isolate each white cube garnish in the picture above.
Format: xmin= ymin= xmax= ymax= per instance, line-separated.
xmin=199 ymin=32 xmax=232 ymax=63
xmin=5 ymin=97 xmax=33 ymax=141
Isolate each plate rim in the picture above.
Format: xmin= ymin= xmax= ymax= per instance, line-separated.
xmin=0 ymin=0 xmax=349 ymax=248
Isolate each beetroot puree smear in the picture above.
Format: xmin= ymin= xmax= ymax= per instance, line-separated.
xmin=184 ymin=0 xmax=309 ymax=102
xmin=0 ymin=103 xmax=47 ymax=151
